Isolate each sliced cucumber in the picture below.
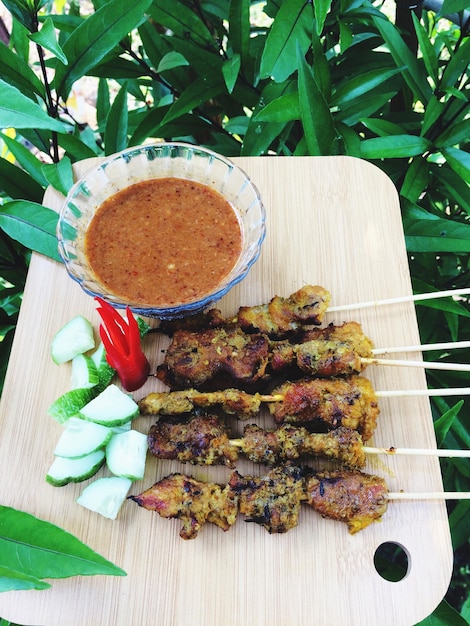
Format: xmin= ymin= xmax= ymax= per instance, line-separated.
xmin=51 ymin=315 xmax=95 ymax=365
xmin=46 ymin=450 xmax=105 ymax=487
xmin=48 ymin=387 xmax=97 ymax=424
xmin=78 ymin=384 xmax=139 ymax=427
xmin=71 ymin=354 xmax=99 ymax=390
xmin=106 ymin=430 xmax=147 ymax=481
xmin=76 ymin=476 xmax=132 ymax=519
xmin=91 ymin=342 xmax=116 ymax=391
xmin=54 ymin=417 xmax=113 ymax=459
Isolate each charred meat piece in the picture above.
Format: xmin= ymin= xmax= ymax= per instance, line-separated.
xmin=268 ymin=375 xmax=379 ymax=441
xmin=129 ymin=473 xmax=238 ymax=540
xmin=147 ymin=415 xmax=238 ymax=467
xmin=241 ymin=424 xmax=366 ymax=469
xmin=237 ymin=285 xmax=331 ymax=337
xmin=304 ymin=469 xmax=388 ymax=534
xmin=271 ymin=321 xmax=374 ymax=376
xmin=156 ymin=327 xmax=271 ymax=389
xmin=229 ymin=464 xmax=305 ymax=534
xmin=139 ymin=388 xmax=263 ymax=420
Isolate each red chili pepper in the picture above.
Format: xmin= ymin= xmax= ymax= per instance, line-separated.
xmin=95 ymin=297 xmax=150 ymax=392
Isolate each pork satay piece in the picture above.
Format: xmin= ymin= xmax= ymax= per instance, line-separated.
xmin=304 ymin=469 xmax=389 ymax=534
xmin=147 ymin=415 xmax=239 ymax=467
xmin=156 ymin=326 xmax=271 ymax=389
xmin=236 ymin=285 xmax=331 ymax=337
xmin=240 ymin=424 xmax=366 ymax=469
xmin=268 ymin=375 xmax=379 ymax=442
xmin=271 ymin=321 xmax=374 ymax=376
xmin=128 ymin=473 xmax=238 ymax=540
xmin=139 ymin=388 xmax=263 ymax=420
xmin=228 ymin=464 xmax=305 ymax=534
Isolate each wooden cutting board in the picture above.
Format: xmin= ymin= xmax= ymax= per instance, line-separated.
xmin=0 ymin=156 xmax=453 ymax=626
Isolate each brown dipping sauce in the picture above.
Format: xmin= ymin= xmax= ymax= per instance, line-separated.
xmin=84 ymin=177 xmax=242 ymax=306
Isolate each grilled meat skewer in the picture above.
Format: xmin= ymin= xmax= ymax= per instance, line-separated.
xmin=147 ymin=415 xmax=367 ymax=469
xmin=129 ymin=466 xmax=389 ymax=538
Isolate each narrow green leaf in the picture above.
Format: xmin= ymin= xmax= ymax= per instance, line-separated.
xmin=440 ymin=38 xmax=470 ymax=91
xmin=404 ymin=217 xmax=470 ymax=252
xmin=400 ymin=157 xmax=429 ymax=202
xmin=0 ymin=80 xmax=67 ymax=132
xmin=436 ymin=119 xmax=470 ymax=149
xmin=229 ymin=0 xmax=251 ymax=64
xmin=0 ymin=0 xmax=36 ymax=31
xmin=160 ymin=73 xmax=225 ymax=126
xmin=157 ymin=51 xmax=189 ymax=73
xmin=449 ymin=501 xmax=470 ymax=551
xmin=0 ymin=505 xmax=126 ymax=580
xmin=442 ymin=147 xmax=470 ymax=182
xmin=260 ymin=0 xmax=313 ymax=82
xmin=297 ymin=45 xmax=336 ymax=155
xmin=0 ymin=132 xmax=48 ymax=187
xmin=149 ymin=0 xmax=214 ymax=46
xmin=434 ymin=401 xmax=464 ymax=446
xmin=253 ymin=92 xmax=300 ymax=122
xmin=433 ymin=165 xmax=470 ymax=214
xmin=411 ymin=13 xmax=438 ymax=84
xmin=0 ymin=565 xmax=51 ymax=592
xmin=361 ymin=118 xmax=405 ymax=136
xmin=313 ymin=0 xmax=332 ymax=35
xmin=332 ymin=67 xmax=404 ymax=106
xmin=0 ymin=36 xmax=45 ymax=97
xmin=0 ymin=158 xmax=44 ymax=203
xmin=222 ymin=54 xmax=241 ymax=94
xmin=54 ymin=0 xmax=153 ymax=99
xmin=42 ymin=157 xmax=74 ymax=196
xmin=104 ymin=83 xmax=129 ymax=155
xmin=0 ymin=201 xmax=61 ymax=261
xmin=28 ymin=17 xmax=68 ymax=65
xmin=360 ymin=134 xmax=431 ymax=159
xmin=439 ymin=0 xmax=470 ymax=15
xmin=56 ymin=132 xmax=100 ymax=161
xmin=372 ymin=15 xmax=432 ymax=104
xmin=421 ymin=95 xmax=445 ymax=136
xmin=311 ymin=28 xmax=331 ymax=97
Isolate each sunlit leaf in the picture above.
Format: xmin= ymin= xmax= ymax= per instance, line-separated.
xmin=313 ymin=0 xmax=332 ymax=35
xmin=411 ymin=13 xmax=438 ymax=84
xmin=400 ymin=157 xmax=429 ymax=202
xmin=42 ymin=157 xmax=74 ymax=196
xmin=442 ymin=147 xmax=470 ymax=182
xmin=253 ymin=92 xmax=300 ymax=122
xmin=0 ymin=201 xmax=61 ymax=261
xmin=229 ymin=0 xmax=251 ymax=64
xmin=160 ymin=73 xmax=225 ymax=126
xmin=28 ymin=16 xmax=68 ymax=65
xmin=260 ymin=0 xmax=313 ymax=82
xmin=1 ymin=0 xmax=36 ymax=31
xmin=222 ymin=54 xmax=241 ymax=94
xmin=0 ymin=131 xmax=48 ymax=187
xmin=157 ymin=51 xmax=189 ymax=73
xmin=360 ymin=134 xmax=431 ymax=159
xmin=0 ymin=37 xmax=45 ymax=97
xmin=0 ymin=80 xmax=67 ymax=132
xmin=54 ymin=0 xmax=152 ymax=99
xmin=0 ymin=565 xmax=50 ymax=592
xmin=332 ymin=67 xmax=404 ymax=106
xmin=404 ymin=216 xmax=470 ymax=252
xmin=104 ymin=82 xmax=129 ymax=155
xmin=434 ymin=401 xmax=464 ymax=446
xmin=440 ymin=38 xmax=470 ymax=91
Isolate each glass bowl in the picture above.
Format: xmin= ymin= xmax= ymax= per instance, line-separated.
xmin=57 ymin=142 xmax=266 ymax=319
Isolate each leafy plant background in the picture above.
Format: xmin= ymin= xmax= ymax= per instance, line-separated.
xmin=0 ymin=0 xmax=468 ymax=623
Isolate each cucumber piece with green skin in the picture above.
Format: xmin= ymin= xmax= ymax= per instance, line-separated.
xmin=78 ymin=384 xmax=139 ymax=427
xmin=77 ymin=476 xmax=133 ymax=519
xmin=54 ymin=417 xmax=113 ymax=459
xmin=71 ymin=354 xmax=99 ymax=390
xmin=106 ymin=430 xmax=147 ymax=480
xmin=48 ymin=387 xmax=97 ymax=424
xmin=91 ymin=342 xmax=116 ymax=391
xmin=46 ymin=450 xmax=105 ymax=486
xmin=51 ymin=315 xmax=95 ymax=365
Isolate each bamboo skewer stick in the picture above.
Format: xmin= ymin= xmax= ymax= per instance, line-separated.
xmin=375 ymin=387 xmax=470 ymax=398
xmin=387 ymin=492 xmax=470 ymax=500
xmin=361 ymin=357 xmax=470 ymax=372
xmin=328 ymin=287 xmax=470 ymax=313
xmin=362 ymin=447 xmax=470 ymax=459
xmin=373 ymin=340 xmax=470 ymax=355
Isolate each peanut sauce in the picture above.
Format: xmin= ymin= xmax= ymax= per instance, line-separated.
xmin=85 ymin=177 xmax=242 ymax=306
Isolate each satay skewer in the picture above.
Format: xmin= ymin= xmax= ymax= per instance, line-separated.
xmin=361 ymin=357 xmax=470 ymax=372
xmin=372 ymin=340 xmax=470 ymax=355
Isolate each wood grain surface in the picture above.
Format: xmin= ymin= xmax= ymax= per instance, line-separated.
xmin=0 ymin=156 xmax=453 ymax=626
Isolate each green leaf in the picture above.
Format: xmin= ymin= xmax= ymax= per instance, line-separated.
xmin=414 ymin=598 xmax=470 ymax=626
xmin=0 ymin=564 xmax=51 ymax=592
xmin=442 ymin=147 xmax=470 ymax=182
xmin=0 ymin=131 xmax=48 ymax=187
xmin=311 ymin=28 xmax=331 ymax=97
xmin=361 ymin=118 xmax=405 ymax=136
xmin=440 ymin=38 xmax=470 ymax=91
xmin=160 ymin=73 xmax=225 ymax=126
xmin=404 ymin=216 xmax=470 ymax=252
xmin=372 ymin=15 xmax=432 ymax=104
xmin=149 ymin=0 xmax=215 ymax=47
xmin=0 ymin=201 xmax=61 ymax=261
xmin=313 ymin=0 xmax=332 ymax=35
xmin=156 ymin=51 xmax=189 ymax=73
xmin=0 ymin=36 xmax=45 ymax=97
xmin=332 ymin=67 xmax=404 ymax=107
xmin=28 ymin=17 xmax=68 ymax=65
xmin=0 ymin=505 xmax=126 ymax=581
xmin=222 ymin=54 xmax=241 ymax=94
xmin=104 ymin=82 xmax=129 ymax=155
xmin=421 ymin=95 xmax=445 ymax=136
xmin=297 ymin=45 xmax=336 ymax=155
xmin=411 ymin=13 xmax=438 ymax=84
xmin=42 ymin=157 xmax=74 ymax=196
xmin=253 ymin=92 xmax=300 ymax=122
xmin=0 ymin=0 xmax=36 ymax=31
xmin=260 ymin=0 xmax=313 ymax=83
xmin=0 ymin=158 xmax=45 ymax=203
xmin=229 ymin=0 xmax=251 ymax=64
xmin=434 ymin=401 xmax=464 ymax=446
xmin=435 ymin=119 xmax=470 ymax=149
xmin=400 ymin=157 xmax=429 ymax=202
xmin=54 ymin=0 xmax=153 ymax=99
xmin=439 ymin=0 xmax=470 ymax=16
xmin=360 ymin=134 xmax=431 ymax=159
xmin=0 ymin=80 xmax=67 ymax=132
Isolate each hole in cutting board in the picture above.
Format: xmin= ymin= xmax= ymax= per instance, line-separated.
xmin=374 ymin=541 xmax=410 ymax=582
